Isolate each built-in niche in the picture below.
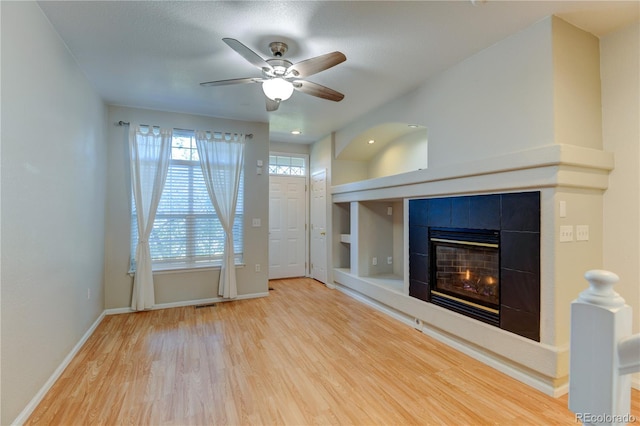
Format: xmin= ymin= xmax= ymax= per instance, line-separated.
xmin=334 ymin=122 xmax=428 ymax=184
xmin=409 ymin=192 xmax=541 ymax=341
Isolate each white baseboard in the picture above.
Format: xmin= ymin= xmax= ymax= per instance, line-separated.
xmin=419 ymin=323 xmax=566 ymax=397
xmin=11 ymin=311 xmax=106 ymax=426
xmin=14 ymin=291 xmax=269 ymax=424
xmin=334 ymin=282 xmax=564 ymax=397
xmin=336 ymin=284 xmax=415 ymax=328
xmin=104 ymin=291 xmax=270 ymax=315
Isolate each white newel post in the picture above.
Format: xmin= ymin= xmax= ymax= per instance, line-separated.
xmin=569 ymin=269 xmax=639 ymax=425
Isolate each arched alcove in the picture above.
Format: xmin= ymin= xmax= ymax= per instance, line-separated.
xmin=335 ymin=122 xmax=428 ymax=183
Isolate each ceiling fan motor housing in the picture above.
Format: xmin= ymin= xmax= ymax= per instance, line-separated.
xmin=269 ymin=41 xmax=288 ymax=57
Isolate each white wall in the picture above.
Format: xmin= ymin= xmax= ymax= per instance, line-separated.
xmin=333 ymin=16 xmax=602 ymax=181
xmin=367 ymin=131 xmax=428 ymax=179
xmin=270 ymin=141 xmax=310 ymax=155
xmin=601 ymin=22 xmax=640 ymax=333
xmin=309 ymin=134 xmax=332 ymax=181
xmin=104 ymin=106 xmax=270 ymax=309
xmin=1 ymin=2 xmax=107 ymax=424
xmin=552 ymin=17 xmax=602 ymax=149
xmin=334 ymin=17 xmax=555 ymax=166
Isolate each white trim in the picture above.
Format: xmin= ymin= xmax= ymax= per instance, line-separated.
xmin=128 ymin=262 xmax=246 ymax=276
xmin=14 ymin=290 xmax=269 ymax=424
xmin=11 ymin=311 xmax=106 ymax=426
xmin=336 ymin=284 xmax=415 ymax=328
xmin=419 ymin=322 xmax=568 ymax=398
xmin=269 ymin=151 xmax=311 ymax=277
xmin=268 ymin=151 xmax=309 ymax=177
xmin=105 ymin=291 xmax=269 ymax=315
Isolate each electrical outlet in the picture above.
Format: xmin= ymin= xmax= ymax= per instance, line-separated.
xmin=387 ymin=256 xmax=393 ymax=264
xmin=576 ymin=225 xmax=589 ymax=241
xmin=255 ymin=264 xmax=261 ymax=272
xmin=372 ymin=257 xmax=378 ymax=266
xmin=87 ymin=288 xmax=91 ymax=300
xmin=560 ymin=225 xmax=574 ymax=242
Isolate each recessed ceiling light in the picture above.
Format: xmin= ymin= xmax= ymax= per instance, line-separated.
xmin=291 ymin=130 xmax=302 ymax=135
xmin=408 ymin=124 xmax=419 ymax=128
xmin=368 ymin=139 xmax=375 ymax=144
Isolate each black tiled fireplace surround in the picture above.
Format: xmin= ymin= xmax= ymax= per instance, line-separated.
xmin=409 ymin=191 xmax=540 ymax=341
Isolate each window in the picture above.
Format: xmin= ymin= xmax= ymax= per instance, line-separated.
xmin=131 ymin=129 xmax=244 ymax=271
xmin=268 ymin=154 xmax=306 ymax=176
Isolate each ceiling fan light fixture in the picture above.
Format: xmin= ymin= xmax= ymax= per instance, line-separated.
xmin=262 ymin=78 xmax=294 ymax=101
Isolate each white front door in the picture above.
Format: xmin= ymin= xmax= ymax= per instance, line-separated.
xmin=269 ymin=176 xmax=307 ymax=279
xmin=310 ymin=170 xmax=327 ymax=283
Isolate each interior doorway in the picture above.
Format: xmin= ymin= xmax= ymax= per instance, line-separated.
xmin=310 ymin=169 xmax=327 ymax=284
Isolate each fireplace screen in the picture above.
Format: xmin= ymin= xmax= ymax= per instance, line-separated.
xmin=433 ymin=243 xmax=499 ymax=306
xmin=429 ymin=228 xmax=500 ymax=323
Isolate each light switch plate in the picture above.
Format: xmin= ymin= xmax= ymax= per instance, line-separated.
xmin=576 ymin=225 xmax=589 ymax=241
xmin=560 ymin=225 xmax=573 ymax=242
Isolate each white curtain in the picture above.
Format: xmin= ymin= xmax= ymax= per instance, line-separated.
xmin=130 ymin=126 xmax=172 ymax=310
xmin=195 ymin=131 xmax=245 ymax=299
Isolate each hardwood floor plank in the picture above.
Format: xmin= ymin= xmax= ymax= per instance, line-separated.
xmin=26 ymin=277 xmax=639 ymax=425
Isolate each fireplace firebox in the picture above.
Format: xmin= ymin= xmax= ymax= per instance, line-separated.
xmin=429 ymin=228 xmax=500 ymax=326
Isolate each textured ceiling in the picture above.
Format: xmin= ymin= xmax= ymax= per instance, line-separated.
xmin=38 ymin=1 xmax=639 ymax=145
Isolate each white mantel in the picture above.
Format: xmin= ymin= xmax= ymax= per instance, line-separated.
xmin=333 ymin=144 xmax=612 ymax=202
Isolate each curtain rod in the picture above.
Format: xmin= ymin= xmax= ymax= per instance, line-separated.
xmin=117 ymin=120 xmax=253 ymax=139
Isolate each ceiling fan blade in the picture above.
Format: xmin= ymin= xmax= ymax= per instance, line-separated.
xmin=200 ymin=77 xmax=263 ymax=87
xmin=266 ymin=97 xmax=280 ymax=112
xmin=286 ymin=52 xmax=346 ymax=78
xmin=293 ymin=80 xmax=344 ymax=102
xmin=223 ymin=38 xmax=273 ymax=72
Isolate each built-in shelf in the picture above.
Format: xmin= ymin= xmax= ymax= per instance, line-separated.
xmin=333 ymin=202 xmax=352 ymax=270
xmin=332 ymin=199 xmax=405 ymax=294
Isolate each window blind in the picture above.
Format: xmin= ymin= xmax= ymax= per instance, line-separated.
xmin=131 ymin=129 xmax=244 ymax=271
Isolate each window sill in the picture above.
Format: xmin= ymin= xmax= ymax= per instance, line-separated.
xmin=128 ymin=263 xmax=245 ymax=276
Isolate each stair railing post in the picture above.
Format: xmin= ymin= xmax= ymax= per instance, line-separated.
xmin=569 ymin=269 xmax=634 ymax=425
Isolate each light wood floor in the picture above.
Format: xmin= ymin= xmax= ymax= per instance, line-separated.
xmin=27 ymin=278 xmax=639 ymax=425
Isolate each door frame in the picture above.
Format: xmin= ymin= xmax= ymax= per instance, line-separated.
xmin=268 ymin=152 xmax=310 ymax=277
xmin=310 ymin=168 xmax=328 ymax=284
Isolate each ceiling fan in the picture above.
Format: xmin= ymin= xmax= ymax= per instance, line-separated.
xmin=200 ymin=38 xmax=346 ymax=111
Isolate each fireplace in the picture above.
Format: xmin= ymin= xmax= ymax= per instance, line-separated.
xmin=429 ymin=228 xmax=500 ymax=326
xmin=409 ymin=192 xmax=540 ymax=341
